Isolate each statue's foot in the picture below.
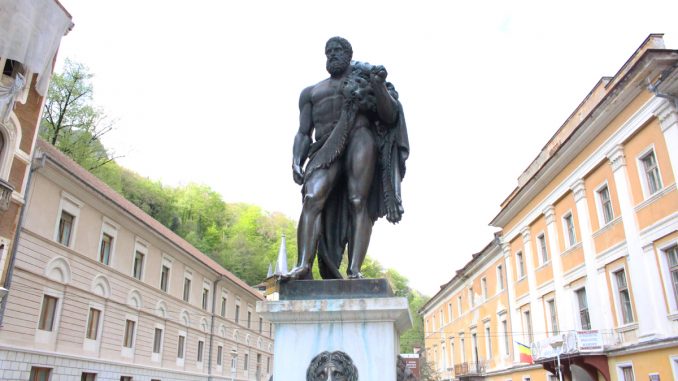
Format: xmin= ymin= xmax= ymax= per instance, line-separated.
xmin=347 ymin=272 xmax=364 ymax=279
xmin=281 ymin=266 xmax=311 ymax=281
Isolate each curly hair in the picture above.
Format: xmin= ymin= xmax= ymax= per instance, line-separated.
xmin=325 ymin=36 xmax=353 ymax=59
xmin=306 ymin=350 xmax=359 ymax=381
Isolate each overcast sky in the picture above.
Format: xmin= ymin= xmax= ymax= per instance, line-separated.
xmin=54 ymin=0 xmax=678 ymax=296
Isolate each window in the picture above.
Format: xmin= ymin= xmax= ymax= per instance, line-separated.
xmin=235 ymin=304 xmax=240 ymax=324
xmin=99 ymin=233 xmax=113 ymax=265
xmin=153 ymin=328 xmax=163 ymax=354
xmin=217 ymin=345 xmax=223 ymax=366
xmin=439 ymin=309 xmax=443 ymax=329
xmin=30 ymin=367 xmax=51 ymax=381
xmin=123 ymin=319 xmax=135 ymax=348
xmin=202 ymin=287 xmax=209 ymax=310
xmin=81 ymin=373 xmax=96 ymax=381
xmin=457 ymin=296 xmax=463 ymax=315
xmin=259 ymin=317 xmax=263 ymax=333
xmin=221 ymin=296 xmax=227 ymax=317
xmin=497 ymin=265 xmax=504 ymax=291
xmin=38 ymin=295 xmax=58 ymax=331
xmin=267 ymin=356 xmax=270 ymax=373
xmin=132 ymin=251 xmax=144 ymax=280
xmin=468 ymin=288 xmax=474 ymax=308
xmin=183 ymin=276 xmax=191 ymax=302
xmin=537 ymin=234 xmax=548 ymax=263
xmin=667 ymin=246 xmax=678 ymax=308
xmin=197 ymin=340 xmax=204 ymax=362
xmin=269 ymin=322 xmax=273 ymax=337
xmin=614 ymin=269 xmax=634 ymax=324
xmin=576 ymin=288 xmax=591 ymax=330
xmin=120 ymin=377 xmax=132 ymax=381
xmin=86 ymin=308 xmax=101 ymax=340
xmin=547 ymin=299 xmax=558 ymax=335
xmin=160 ymin=264 xmax=170 ymax=292
xmin=449 ymin=339 xmax=455 ymax=367
xmin=177 ymin=335 xmax=186 ymax=359
xmin=471 ymin=332 xmax=479 ymax=363
xmin=231 ymin=352 xmax=238 ymax=369
xmin=460 ymin=335 xmax=465 ymax=362
xmin=619 ymin=365 xmax=635 ymax=381
xmin=563 ymin=213 xmax=576 ymax=247
xmin=597 ymin=185 xmax=614 ymax=224
xmin=523 ymin=310 xmax=533 ymax=343
xmin=447 ymin=303 xmax=453 ymax=322
xmin=244 ymin=353 xmax=249 ymax=371
xmin=501 ymin=319 xmax=509 ymax=356
xmin=640 ymin=150 xmax=662 ymax=195
xmin=485 ymin=324 xmax=492 ymax=359
xmin=516 ymin=252 xmax=525 ymax=278
xmin=247 ymin=310 xmax=252 ymax=328
xmin=481 ymin=278 xmax=488 ymax=300
xmin=57 ymin=211 xmax=74 ymax=246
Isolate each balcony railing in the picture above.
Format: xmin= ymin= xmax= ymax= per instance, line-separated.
xmin=531 ymin=330 xmax=620 ymax=361
xmin=454 ymin=360 xmax=486 ymax=376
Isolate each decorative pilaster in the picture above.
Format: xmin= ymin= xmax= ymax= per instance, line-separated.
xmin=501 ymin=241 xmax=521 ymax=364
xmin=520 ymin=227 xmax=545 ymax=342
xmin=654 ymin=99 xmax=678 ymax=183
xmin=606 ymin=146 xmax=669 ymax=339
xmin=568 ymin=179 xmax=609 ymax=331
xmin=542 ymin=205 xmax=572 ymax=332
xmin=607 ymin=145 xmax=627 ymax=172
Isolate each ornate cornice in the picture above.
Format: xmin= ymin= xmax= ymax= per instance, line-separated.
xmin=542 ymin=205 xmax=556 ymax=225
xmin=570 ymin=179 xmax=586 ymax=202
xmin=606 ymin=144 xmax=626 ymax=171
xmin=653 ymin=99 xmax=678 ymax=132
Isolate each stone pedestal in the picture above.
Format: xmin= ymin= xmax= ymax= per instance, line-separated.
xmin=256 ymin=279 xmax=412 ymax=380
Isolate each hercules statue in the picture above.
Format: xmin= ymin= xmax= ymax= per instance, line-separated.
xmin=284 ymin=37 xmax=409 ymax=280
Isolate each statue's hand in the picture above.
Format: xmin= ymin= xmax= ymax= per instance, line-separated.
xmin=292 ymin=163 xmax=304 ymax=185
xmin=371 ymin=65 xmax=387 ymax=84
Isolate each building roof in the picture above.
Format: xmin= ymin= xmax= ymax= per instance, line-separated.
xmin=490 ymin=34 xmax=678 ymax=228
xmin=35 ymin=139 xmax=263 ymax=301
xmin=419 ymin=237 xmax=500 ymax=314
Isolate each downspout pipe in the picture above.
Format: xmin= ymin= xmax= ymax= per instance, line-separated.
xmin=0 ymin=152 xmax=46 ymax=326
xmin=647 ymin=77 xmax=678 ymax=109
xmin=208 ymin=275 xmax=227 ymax=381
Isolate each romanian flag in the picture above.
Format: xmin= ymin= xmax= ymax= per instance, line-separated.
xmin=516 ymin=342 xmax=534 ymax=364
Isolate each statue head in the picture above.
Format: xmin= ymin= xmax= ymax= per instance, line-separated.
xmin=325 ymin=37 xmax=353 ymax=77
xmin=306 ymin=351 xmax=358 ymax=381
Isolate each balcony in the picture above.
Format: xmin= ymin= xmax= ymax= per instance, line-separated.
xmin=454 ymin=360 xmax=487 ymax=376
xmin=0 ymin=178 xmax=14 ymax=211
xmin=530 ymin=330 xmax=619 ymax=361
xmin=531 ymin=331 xmax=616 ymax=381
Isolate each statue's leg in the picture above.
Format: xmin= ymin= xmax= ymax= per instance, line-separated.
xmin=285 ymin=162 xmax=341 ymax=280
xmin=345 ymin=126 xmax=376 ymax=278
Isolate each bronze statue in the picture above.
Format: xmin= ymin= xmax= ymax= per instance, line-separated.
xmin=285 ymin=37 xmax=409 ymax=280
xmin=307 ymin=351 xmax=359 ymax=381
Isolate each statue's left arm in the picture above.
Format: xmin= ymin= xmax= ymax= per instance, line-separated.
xmin=370 ymin=67 xmax=399 ymax=124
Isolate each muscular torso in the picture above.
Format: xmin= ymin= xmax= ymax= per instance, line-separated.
xmin=310 ymin=78 xmax=369 ymax=141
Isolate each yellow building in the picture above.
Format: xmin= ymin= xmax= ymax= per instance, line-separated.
xmin=421 ymin=34 xmax=678 ymax=381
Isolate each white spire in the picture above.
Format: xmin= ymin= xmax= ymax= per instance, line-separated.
xmin=275 ymin=233 xmax=288 ymax=275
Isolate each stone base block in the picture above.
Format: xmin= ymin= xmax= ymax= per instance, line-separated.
xmin=257 ymin=279 xmax=412 ymax=380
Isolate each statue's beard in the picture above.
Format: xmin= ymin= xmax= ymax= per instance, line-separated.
xmin=326 ymin=56 xmax=350 ymax=77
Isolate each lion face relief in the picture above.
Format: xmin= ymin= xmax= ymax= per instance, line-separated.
xmin=306 ymin=351 xmax=358 ymax=381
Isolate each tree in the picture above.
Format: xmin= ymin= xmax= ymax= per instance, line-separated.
xmin=40 ymin=59 xmax=117 ymax=172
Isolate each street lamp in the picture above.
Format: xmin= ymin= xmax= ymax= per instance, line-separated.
xmin=549 ymin=336 xmax=564 ymax=381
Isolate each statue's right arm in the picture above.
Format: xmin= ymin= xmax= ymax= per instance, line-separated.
xmin=292 ymin=86 xmax=313 ymax=185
